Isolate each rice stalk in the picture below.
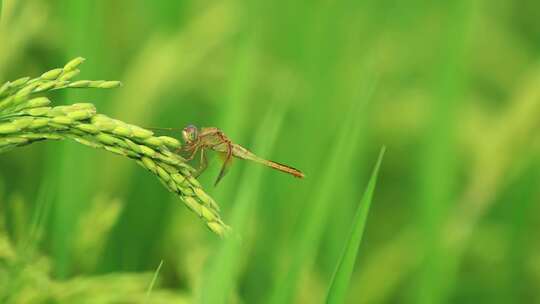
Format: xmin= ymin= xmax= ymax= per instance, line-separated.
xmin=0 ymin=58 xmax=228 ymax=236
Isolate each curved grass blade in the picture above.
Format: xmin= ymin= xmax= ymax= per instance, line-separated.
xmin=145 ymin=260 xmax=164 ymax=303
xmin=325 ymin=146 xmax=385 ymax=304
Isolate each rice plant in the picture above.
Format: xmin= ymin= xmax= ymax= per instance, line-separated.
xmin=0 ymin=58 xmax=228 ymax=236
xmin=2 ymin=1 xmax=539 ymax=303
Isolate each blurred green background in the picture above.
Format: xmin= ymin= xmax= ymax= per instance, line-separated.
xmin=1 ymin=0 xmax=540 ymax=303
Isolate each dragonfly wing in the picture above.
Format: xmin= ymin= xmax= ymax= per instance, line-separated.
xmin=214 ymin=151 xmax=233 ymax=186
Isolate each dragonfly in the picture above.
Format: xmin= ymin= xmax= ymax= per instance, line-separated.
xmin=157 ymin=125 xmax=305 ymax=186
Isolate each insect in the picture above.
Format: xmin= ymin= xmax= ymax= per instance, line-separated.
xmin=177 ymin=124 xmax=305 ymax=186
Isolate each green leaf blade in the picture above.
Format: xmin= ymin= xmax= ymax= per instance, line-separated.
xmin=325 ymin=146 xmax=386 ymax=304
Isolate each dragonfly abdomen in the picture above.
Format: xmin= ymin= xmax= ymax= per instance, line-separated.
xmin=267 ymin=160 xmax=305 ymax=178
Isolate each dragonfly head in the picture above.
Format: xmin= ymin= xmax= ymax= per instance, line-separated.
xmin=182 ymin=124 xmax=199 ymax=144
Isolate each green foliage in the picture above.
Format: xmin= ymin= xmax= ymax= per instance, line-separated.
xmin=145 ymin=259 xmax=164 ymax=303
xmin=1 ymin=1 xmax=540 ymax=303
xmin=325 ymin=147 xmax=385 ymax=304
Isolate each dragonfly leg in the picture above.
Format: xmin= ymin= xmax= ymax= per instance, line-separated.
xmin=214 ymin=142 xmax=233 ymax=186
xmin=194 ymin=148 xmax=208 ymax=177
xmin=183 ymin=145 xmax=199 ymax=161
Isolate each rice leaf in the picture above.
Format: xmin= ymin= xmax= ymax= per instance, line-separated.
xmin=325 ymin=146 xmax=385 ymax=304
xmin=145 ymin=260 xmax=164 ymax=303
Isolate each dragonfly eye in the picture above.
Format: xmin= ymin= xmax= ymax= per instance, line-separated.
xmin=182 ymin=125 xmax=198 ymax=143
xmin=190 ymin=128 xmax=198 ymax=141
